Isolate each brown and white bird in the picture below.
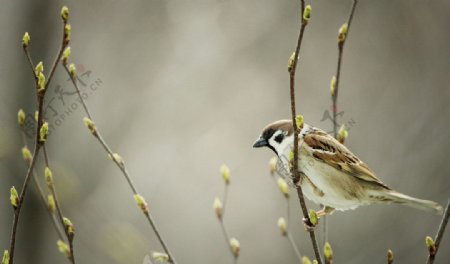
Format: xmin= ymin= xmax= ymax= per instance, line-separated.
xmin=253 ymin=119 xmax=443 ymax=216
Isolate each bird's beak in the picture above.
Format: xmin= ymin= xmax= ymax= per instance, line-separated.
xmin=253 ymin=137 xmax=268 ymax=148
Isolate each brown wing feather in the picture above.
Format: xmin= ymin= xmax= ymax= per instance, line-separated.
xmin=303 ymin=131 xmax=389 ymax=189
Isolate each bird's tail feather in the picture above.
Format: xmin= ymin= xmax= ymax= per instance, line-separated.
xmin=373 ymin=190 xmax=443 ymax=215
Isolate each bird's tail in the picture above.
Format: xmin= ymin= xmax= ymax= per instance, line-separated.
xmin=372 ymin=190 xmax=443 ymax=215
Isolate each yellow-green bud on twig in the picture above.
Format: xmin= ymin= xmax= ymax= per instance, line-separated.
xmin=152 ymin=252 xmax=169 ymax=262
xmin=21 ymin=146 xmax=32 ymax=165
xmin=35 ymin=111 xmax=39 ymax=122
xmin=63 ymin=217 xmax=75 ymax=237
xmin=213 ymin=197 xmax=223 ymax=219
xmin=22 ymin=32 xmax=30 ymax=48
xmin=44 ymin=166 xmax=54 ymax=189
xmin=10 ymin=187 xmax=19 ymax=209
xmin=64 ymin=24 xmax=71 ymax=44
xmin=313 ymin=260 xmax=318 ymax=264
xmin=47 ymin=195 xmax=56 ymax=213
xmin=303 ymin=5 xmax=312 ymax=23
xmin=425 ymin=236 xmax=436 ymax=256
xmin=387 ymin=249 xmax=394 ymax=264
xmin=277 ymin=217 xmax=287 ymax=236
xmin=296 ymin=114 xmax=304 ymax=130
xmin=108 ymin=153 xmax=124 ymax=167
xmin=229 ymin=238 xmax=240 ymax=257
xmin=277 ymin=178 xmax=289 ymax=198
xmin=220 ymin=164 xmax=230 ymax=184
xmin=39 ymin=122 xmax=49 ymax=142
xmin=83 ymin=117 xmax=97 ymax=135
xmin=56 ymin=240 xmax=71 ymax=258
xmin=302 ymin=256 xmax=312 ymax=264
xmin=269 ymin=157 xmax=277 ymax=176
xmin=2 ymin=250 xmax=9 ymax=264
xmin=35 ymin=61 xmax=44 ymax=77
xmin=287 ymin=51 xmax=296 ymax=73
xmin=337 ymin=124 xmax=348 ymax=144
xmin=309 ymin=209 xmax=318 ymax=226
xmin=330 ymin=76 xmax=337 ymax=97
xmin=338 ymin=23 xmax=348 ymax=43
xmin=324 ymin=242 xmax=333 ymax=263
xmin=62 ymin=47 xmax=71 ymax=65
xmin=134 ymin=194 xmax=149 ymax=214
xmin=68 ymin=63 xmax=76 ymax=78
xmin=61 ymin=6 xmax=69 ymax=22
xmin=37 ymin=72 xmax=46 ymax=92
xmin=17 ymin=109 xmax=26 ymax=127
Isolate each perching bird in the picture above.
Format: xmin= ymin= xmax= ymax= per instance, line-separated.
xmin=253 ymin=119 xmax=443 ymax=217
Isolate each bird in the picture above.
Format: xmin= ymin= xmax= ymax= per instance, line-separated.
xmin=253 ymin=119 xmax=443 ymax=217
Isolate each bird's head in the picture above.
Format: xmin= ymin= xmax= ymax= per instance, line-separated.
xmin=253 ymin=120 xmax=294 ymax=156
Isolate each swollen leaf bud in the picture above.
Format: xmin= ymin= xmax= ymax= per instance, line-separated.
xmin=303 ymin=5 xmax=312 ymax=23
xmin=47 ymin=195 xmax=56 ymax=213
xmin=277 ymin=178 xmax=289 ymax=198
xmin=220 ymin=164 xmax=230 ymax=184
xmin=134 ymin=194 xmax=149 ymax=214
xmin=152 ymin=252 xmax=169 ymax=262
xmin=324 ymin=242 xmax=333 ymax=262
xmin=387 ymin=249 xmax=394 ymax=264
xmin=35 ymin=61 xmax=44 ymax=77
xmin=269 ymin=157 xmax=277 ymax=176
xmin=61 ymin=6 xmax=69 ymax=22
xmin=302 ymin=256 xmax=312 ymax=264
xmin=62 ymin=47 xmax=71 ymax=65
xmin=337 ymin=124 xmax=348 ymax=144
xmin=338 ymin=23 xmax=348 ymax=43
xmin=108 ymin=153 xmax=124 ymax=167
xmin=64 ymin=24 xmax=71 ymax=44
xmin=425 ymin=236 xmax=436 ymax=256
xmin=45 ymin=166 xmax=54 ymax=189
xmin=2 ymin=250 xmax=9 ymax=264
xmin=63 ymin=217 xmax=75 ymax=237
xmin=277 ymin=217 xmax=287 ymax=236
xmin=39 ymin=122 xmax=49 ymax=142
xmin=10 ymin=187 xmax=19 ymax=209
xmin=17 ymin=109 xmax=25 ymax=127
xmin=68 ymin=63 xmax=76 ymax=78
xmin=288 ymin=52 xmax=296 ymax=73
xmin=309 ymin=209 xmax=318 ymax=226
xmin=83 ymin=117 xmax=97 ymax=135
xmin=35 ymin=111 xmax=39 ymax=122
xmin=56 ymin=240 xmax=71 ymax=258
xmin=330 ymin=76 xmax=336 ymax=97
xmin=296 ymin=114 xmax=304 ymax=130
xmin=37 ymin=72 xmax=46 ymax=92
xmin=22 ymin=32 xmax=30 ymax=47
xmin=213 ymin=197 xmax=223 ymax=219
xmin=21 ymin=146 xmax=32 ymax=165
xmin=229 ymin=238 xmax=240 ymax=257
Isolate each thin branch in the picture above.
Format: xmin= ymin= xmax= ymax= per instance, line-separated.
xmin=62 ymin=64 xmax=177 ymax=264
xmin=426 ymin=198 xmax=450 ymax=264
xmin=288 ymin=1 xmax=322 ymax=263
xmin=327 ymin=0 xmax=358 ymax=246
xmin=285 ymin=197 xmax=302 ymax=262
xmin=218 ymin=184 xmax=237 ymax=263
xmin=19 ymin=128 xmax=65 ymax=241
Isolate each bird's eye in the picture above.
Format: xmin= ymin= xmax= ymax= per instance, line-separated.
xmin=274 ymin=133 xmax=284 ymax=143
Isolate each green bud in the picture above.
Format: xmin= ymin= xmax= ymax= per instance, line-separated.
xmin=277 ymin=178 xmax=289 ymax=198
xmin=37 ymin=72 xmax=46 ymax=92
xmin=330 ymin=76 xmax=336 ymax=97
xmin=69 ymin=63 xmax=76 ymax=78
xmin=338 ymin=23 xmax=348 ymax=43
xmin=61 ymin=6 xmax=69 ymax=22
xmin=2 ymin=250 xmax=9 ymax=264
xmin=64 ymin=24 xmax=71 ymax=44
xmin=108 ymin=153 xmax=124 ymax=167
xmin=269 ymin=157 xmax=277 ymax=175
xmin=425 ymin=236 xmax=436 ymax=256
xmin=295 ymin=114 xmax=304 ymax=130
xmin=134 ymin=194 xmax=149 ymax=214
xmin=387 ymin=249 xmax=394 ymax=264
xmin=309 ymin=209 xmax=318 ymax=226
xmin=45 ymin=166 xmax=54 ymax=189
xmin=21 ymin=146 xmax=33 ymax=165
xmin=220 ymin=164 xmax=230 ymax=184
xmin=213 ymin=197 xmax=223 ymax=219
xmin=83 ymin=117 xmax=97 ymax=135
xmin=337 ymin=124 xmax=348 ymax=144
xmin=47 ymin=195 xmax=56 ymax=213
xmin=62 ymin=47 xmax=71 ymax=65
xmin=152 ymin=252 xmax=169 ymax=262
xmin=277 ymin=217 xmax=287 ymax=236
xmin=324 ymin=242 xmax=333 ymax=262
xmin=56 ymin=240 xmax=70 ymax=258
xmin=229 ymin=238 xmax=240 ymax=257
xmin=303 ymin=5 xmax=312 ymax=22
xmin=22 ymin=32 xmax=30 ymax=47
xmin=39 ymin=122 xmax=49 ymax=142
xmin=17 ymin=109 xmax=26 ymax=127
xmin=35 ymin=61 xmax=44 ymax=77
xmin=10 ymin=186 xmax=19 ymax=209
xmin=302 ymin=256 xmax=312 ymax=264
xmin=63 ymin=217 xmax=75 ymax=237
xmin=288 ymin=51 xmax=296 ymax=73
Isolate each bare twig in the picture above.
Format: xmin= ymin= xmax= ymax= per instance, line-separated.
xmin=219 ymin=184 xmax=238 ymax=264
xmin=288 ymin=1 xmax=322 ymax=263
xmin=426 ymin=198 xmax=450 ymax=264
xmin=62 ymin=64 xmax=177 ymax=264
xmin=326 ymin=0 xmax=358 ymax=246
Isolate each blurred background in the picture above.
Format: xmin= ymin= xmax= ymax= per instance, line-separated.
xmin=0 ymin=0 xmax=449 ymax=263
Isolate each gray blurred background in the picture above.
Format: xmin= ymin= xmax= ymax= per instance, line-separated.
xmin=0 ymin=0 xmax=449 ymax=263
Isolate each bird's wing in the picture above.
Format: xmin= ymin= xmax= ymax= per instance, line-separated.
xmin=302 ymin=129 xmax=389 ymax=189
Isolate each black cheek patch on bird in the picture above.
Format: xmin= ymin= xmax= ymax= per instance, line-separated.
xmin=274 ymin=134 xmax=284 ymax=143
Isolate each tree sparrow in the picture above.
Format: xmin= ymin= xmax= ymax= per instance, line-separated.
xmin=253 ymin=119 xmax=443 ymax=216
